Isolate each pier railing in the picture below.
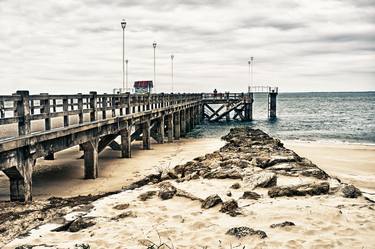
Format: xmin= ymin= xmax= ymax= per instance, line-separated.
xmin=0 ymin=92 xmax=202 ymax=140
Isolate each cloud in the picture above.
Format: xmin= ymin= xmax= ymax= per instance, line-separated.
xmin=0 ymin=0 xmax=374 ymax=94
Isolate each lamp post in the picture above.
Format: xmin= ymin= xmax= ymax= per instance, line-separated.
xmin=248 ymin=60 xmax=251 ymax=92
xmin=171 ymin=54 xmax=174 ymax=93
xmin=153 ymin=41 xmax=157 ymax=91
xmin=125 ymin=59 xmax=129 ymax=92
xmin=121 ymin=19 xmax=127 ymax=93
xmin=251 ymin=56 xmax=254 ymax=87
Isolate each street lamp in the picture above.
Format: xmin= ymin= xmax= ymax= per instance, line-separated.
xmin=250 ymin=56 xmax=254 ymax=87
xmin=125 ymin=59 xmax=129 ymax=92
xmin=121 ymin=19 xmax=127 ymax=92
xmin=153 ymin=41 xmax=157 ymax=91
xmin=171 ymin=54 xmax=174 ymax=93
xmin=248 ymin=60 xmax=251 ymax=92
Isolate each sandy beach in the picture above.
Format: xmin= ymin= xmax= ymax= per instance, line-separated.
xmin=1 ymin=130 xmax=374 ymax=248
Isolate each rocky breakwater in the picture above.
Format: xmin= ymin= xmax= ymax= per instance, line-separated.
xmin=4 ymin=127 xmax=374 ymax=249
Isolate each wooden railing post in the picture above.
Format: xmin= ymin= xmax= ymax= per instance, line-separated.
xmin=63 ymin=96 xmax=69 ymax=127
xmin=89 ymin=91 xmax=97 ymax=122
xmin=40 ymin=93 xmax=51 ymax=131
xmin=111 ymin=96 xmax=116 ymax=117
xmin=126 ymin=93 xmax=131 ymax=114
xmin=0 ymin=100 xmax=4 ymax=118
xmin=78 ymin=93 xmax=84 ymax=124
xmin=15 ymin=91 xmax=31 ymax=136
xmin=102 ymin=94 xmax=107 ymax=119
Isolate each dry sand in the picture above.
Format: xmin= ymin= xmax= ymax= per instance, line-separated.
xmin=1 ymin=132 xmax=375 ymax=249
xmin=285 ymin=141 xmax=375 ymax=193
xmin=0 ymin=137 xmax=225 ymax=200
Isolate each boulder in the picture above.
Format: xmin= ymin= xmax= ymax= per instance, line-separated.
xmin=220 ymin=199 xmax=240 ymax=216
xmin=201 ymin=194 xmax=223 ymax=209
xmin=230 ymin=183 xmax=241 ymax=189
xmin=342 ymin=185 xmax=362 ymax=198
xmin=226 ymin=226 xmax=267 ymax=239
xmin=243 ymin=172 xmax=277 ymax=189
xmin=241 ymin=191 xmax=261 ymax=200
xmin=203 ymin=168 xmax=242 ymax=180
xmin=68 ymin=217 xmax=96 ymax=232
xmin=268 ymin=182 xmax=330 ymax=198
xmin=158 ymin=182 xmax=177 ymax=200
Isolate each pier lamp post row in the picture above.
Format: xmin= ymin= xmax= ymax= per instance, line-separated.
xmin=153 ymin=41 xmax=157 ymax=92
xmin=121 ymin=19 xmax=127 ymax=92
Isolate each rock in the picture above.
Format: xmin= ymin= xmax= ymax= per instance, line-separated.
xmin=268 ymin=182 xmax=330 ymax=198
xmin=203 ymin=168 xmax=242 ymax=179
xmin=158 ymin=182 xmax=177 ymax=200
xmin=243 ymin=172 xmax=277 ymax=189
xmin=123 ymin=174 xmax=162 ymax=191
xmin=175 ymin=189 xmax=203 ymax=202
xmin=342 ymin=185 xmax=362 ymax=198
xmin=68 ymin=217 xmax=96 ymax=232
xmin=201 ymin=194 xmax=223 ymax=209
xmin=226 ymin=226 xmax=267 ymax=239
xmin=112 ymin=211 xmax=137 ymax=220
xmin=220 ymin=199 xmax=240 ymax=216
xmin=113 ymin=203 xmax=129 ymax=210
xmin=241 ymin=191 xmax=261 ymax=200
xmin=226 ymin=191 xmax=232 ymax=197
xmin=220 ymin=159 xmax=250 ymax=169
xmin=270 ymin=221 xmax=295 ymax=228
xmin=75 ymin=243 xmax=90 ymax=249
xmin=230 ymin=183 xmax=241 ymax=189
xmin=138 ymin=191 xmax=157 ymax=201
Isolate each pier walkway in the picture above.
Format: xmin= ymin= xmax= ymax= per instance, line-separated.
xmin=0 ymin=90 xmax=277 ymax=201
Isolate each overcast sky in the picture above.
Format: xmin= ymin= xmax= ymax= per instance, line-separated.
xmin=0 ymin=0 xmax=374 ymax=94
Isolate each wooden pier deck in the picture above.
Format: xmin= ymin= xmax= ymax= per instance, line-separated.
xmin=0 ymin=90 xmax=277 ymax=201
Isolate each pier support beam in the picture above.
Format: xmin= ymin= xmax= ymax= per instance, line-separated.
xmin=268 ymin=91 xmax=278 ymax=119
xmin=180 ymin=110 xmax=186 ymax=137
xmin=142 ymin=119 xmax=151 ymax=150
xmin=157 ymin=115 xmax=165 ymax=143
xmin=3 ymin=153 xmax=35 ymax=202
xmin=81 ymin=139 xmax=99 ymax=179
xmin=244 ymin=93 xmax=253 ymax=121
xmin=167 ymin=113 xmax=174 ymax=142
xmin=174 ymin=111 xmax=181 ymax=140
xmin=121 ymin=121 xmax=132 ymax=158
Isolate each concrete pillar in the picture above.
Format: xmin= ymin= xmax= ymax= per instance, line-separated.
xmin=3 ymin=154 xmax=35 ymax=202
xmin=269 ymin=92 xmax=277 ymax=119
xmin=174 ymin=111 xmax=180 ymax=140
xmin=81 ymin=139 xmax=99 ymax=179
xmin=167 ymin=113 xmax=174 ymax=142
xmin=121 ymin=121 xmax=131 ymax=158
xmin=142 ymin=119 xmax=151 ymax=150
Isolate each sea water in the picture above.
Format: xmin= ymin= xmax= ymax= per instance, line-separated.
xmin=189 ymin=92 xmax=375 ymax=144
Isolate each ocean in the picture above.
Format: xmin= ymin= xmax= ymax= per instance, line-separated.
xmin=189 ymin=92 xmax=375 ymax=145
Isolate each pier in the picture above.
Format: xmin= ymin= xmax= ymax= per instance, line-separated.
xmin=0 ymin=89 xmax=277 ymax=201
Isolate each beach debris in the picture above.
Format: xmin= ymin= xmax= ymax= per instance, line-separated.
xmin=270 ymin=221 xmax=295 ymax=228
xmin=226 ymin=226 xmax=267 ymax=239
xmin=220 ymin=199 xmax=241 ymax=216
xmin=113 ymin=203 xmax=130 ymax=210
xmin=230 ymin=183 xmax=241 ymax=189
xmin=342 ymin=184 xmax=362 ymax=198
xmin=268 ymin=182 xmax=330 ymax=198
xmin=241 ymin=191 xmax=261 ymax=200
xmin=158 ymin=182 xmax=177 ymax=200
xmin=201 ymin=194 xmax=223 ymax=209
xmin=175 ymin=189 xmax=203 ymax=202
xmin=243 ymin=172 xmax=277 ymax=189
xmin=138 ymin=191 xmax=157 ymax=201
